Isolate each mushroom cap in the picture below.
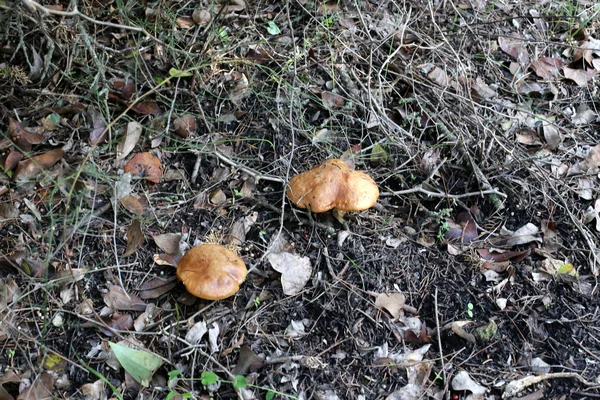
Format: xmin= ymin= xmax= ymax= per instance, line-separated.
xmin=286 ymin=159 xmax=379 ymax=213
xmin=176 ymin=244 xmax=247 ymax=300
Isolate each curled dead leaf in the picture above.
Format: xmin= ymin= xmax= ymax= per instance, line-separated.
xmin=103 ymin=285 xmax=147 ymax=311
xmin=173 ymin=115 xmax=196 ymax=138
xmin=123 ymin=219 xmax=144 ymax=257
xmin=322 ymin=91 xmax=345 ymax=110
xmin=9 ymin=118 xmax=45 ymax=151
xmin=14 ymin=148 xmax=64 ymax=181
xmin=124 ymin=152 xmax=162 ymax=183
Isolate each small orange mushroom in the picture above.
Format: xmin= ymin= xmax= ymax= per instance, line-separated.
xmin=176 ymin=244 xmax=247 ymax=300
xmin=286 ymin=159 xmax=379 ymax=213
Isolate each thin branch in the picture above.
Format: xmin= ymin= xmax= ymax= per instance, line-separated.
xmin=381 ymin=184 xmax=507 ymax=199
xmin=22 ymin=0 xmax=144 ymax=32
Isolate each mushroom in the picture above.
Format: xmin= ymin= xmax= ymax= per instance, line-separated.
xmin=176 ymin=244 xmax=247 ymax=300
xmin=286 ymin=158 xmax=379 ymax=213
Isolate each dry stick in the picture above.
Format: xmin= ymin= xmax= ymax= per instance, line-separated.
xmin=434 ymin=288 xmax=449 ymax=400
xmin=381 ymin=184 xmax=507 ymax=199
xmin=503 ymin=372 xmax=600 ymax=399
xmin=22 ymin=0 xmax=143 ymax=32
xmin=213 ymin=151 xmax=285 ymax=184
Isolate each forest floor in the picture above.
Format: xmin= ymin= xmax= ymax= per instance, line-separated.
xmin=1 ymin=1 xmax=600 ymax=399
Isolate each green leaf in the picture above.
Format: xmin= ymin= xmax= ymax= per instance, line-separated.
xmin=266 ymin=390 xmax=275 ymax=400
xmin=233 ymin=375 xmax=248 ymax=389
xmin=108 ymin=342 xmax=162 ymax=386
xmin=201 ymin=371 xmax=218 ymax=385
xmin=168 ymin=369 xmax=181 ymax=380
xmin=266 ymin=21 xmax=281 ymax=35
xmin=181 ymin=393 xmax=192 ymax=399
xmin=370 ymin=144 xmax=389 ymax=165
xmin=169 ymin=68 xmax=192 ymax=78
xmin=165 ymin=392 xmax=175 ymax=400
xmin=557 ymin=263 xmax=578 ymax=277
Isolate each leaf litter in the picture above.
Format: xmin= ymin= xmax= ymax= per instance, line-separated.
xmin=3 ymin=1 xmax=600 ymax=399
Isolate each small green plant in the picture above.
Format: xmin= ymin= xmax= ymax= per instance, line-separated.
xmin=266 ymin=21 xmax=281 ymax=35
xmin=437 ymin=220 xmax=450 ymax=240
xmin=253 ymin=296 xmax=261 ymax=308
xmin=199 ymin=371 xmax=295 ymax=399
xmin=166 ymin=370 xmax=192 ymax=400
xmin=467 ymin=302 xmax=474 ymax=318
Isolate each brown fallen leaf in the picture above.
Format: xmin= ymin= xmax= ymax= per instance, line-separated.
xmin=13 ymin=148 xmax=64 ymax=181
xmin=116 ymin=121 xmax=143 ymax=161
xmin=322 ymin=91 xmax=345 ymax=110
xmin=173 ymin=115 xmax=197 ymax=138
xmin=152 ymin=233 xmax=182 ymax=254
xmin=111 ymin=77 xmax=137 ymax=100
xmin=531 ymin=57 xmax=563 ymax=79
xmin=131 ymin=101 xmax=161 ymax=115
xmin=119 ymin=194 xmax=148 ymax=215
xmin=99 ymin=312 xmax=134 ymax=336
xmin=103 ymin=285 xmax=147 ymax=311
xmin=4 ymin=151 xmax=23 ymax=171
xmin=9 ymin=118 xmax=45 ymax=152
xmin=152 ymin=253 xmax=182 ymax=267
xmin=477 ymin=248 xmax=530 ymax=262
xmin=138 ymin=276 xmax=177 ymax=299
xmin=17 ymin=371 xmax=53 ymax=400
xmin=563 ymin=67 xmax=597 ymax=87
xmin=498 ymin=33 xmax=530 ymax=65
xmin=445 ymin=212 xmax=478 ymax=244
xmin=232 ymin=346 xmax=265 ymax=376
xmin=124 ymin=152 xmax=162 ymax=183
xmin=375 ymin=292 xmax=406 ymax=318
xmin=123 ymin=219 xmax=144 ymax=257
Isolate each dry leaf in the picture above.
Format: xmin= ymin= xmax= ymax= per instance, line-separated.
xmin=80 ymin=380 xmax=105 ymax=400
xmin=322 ymin=91 xmax=345 ymax=110
xmin=123 ymin=219 xmax=143 ymax=257
xmin=192 ymin=9 xmax=211 ymax=25
xmin=138 ymin=276 xmax=177 ymax=299
xmin=267 ymin=252 xmax=312 ymax=296
xmin=112 ymin=77 xmax=137 ymax=100
xmin=119 ymin=195 xmax=148 ymax=215
xmin=452 ymin=371 xmax=487 ymax=399
xmin=173 ymin=115 xmax=196 ymax=138
xmin=103 ymin=285 xmax=147 ymax=311
xmin=152 ymin=233 xmax=182 ymax=254
xmin=152 ymin=253 xmax=182 ymax=267
xmin=124 ymin=152 xmax=162 ymax=183
xmin=428 ymin=66 xmax=451 ymax=87
xmin=572 ymin=104 xmax=597 ymax=125
xmin=498 ymin=33 xmax=530 ymax=65
xmin=116 ymin=121 xmax=143 ymax=161
xmin=4 ymin=151 xmax=23 ymax=171
xmin=232 ymin=346 xmax=265 ymax=376
xmin=531 ymin=57 xmax=563 ymax=79
xmin=186 ymin=320 xmax=208 ymax=343
xmin=563 ymin=67 xmax=597 ymax=87
xmin=542 ymin=122 xmax=561 ymax=150
xmin=9 ymin=118 xmax=45 ymax=151
xmin=14 ymin=148 xmax=64 ymax=181
xmin=131 ymin=101 xmax=161 ymax=115
xmin=375 ymin=292 xmax=406 ymax=318
xmin=17 ymin=372 xmax=53 ymax=400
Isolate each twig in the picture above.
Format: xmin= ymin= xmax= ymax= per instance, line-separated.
xmin=381 ymin=184 xmax=507 ymax=199
xmin=434 ymin=288 xmax=449 ymax=399
xmin=213 ymin=151 xmax=285 ymax=184
xmin=22 ymin=0 xmax=143 ymax=32
xmin=503 ymin=372 xmax=600 ymax=398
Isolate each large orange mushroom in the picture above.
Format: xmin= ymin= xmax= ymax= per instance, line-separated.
xmin=176 ymin=244 xmax=247 ymax=300
xmin=286 ymin=159 xmax=379 ymax=213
